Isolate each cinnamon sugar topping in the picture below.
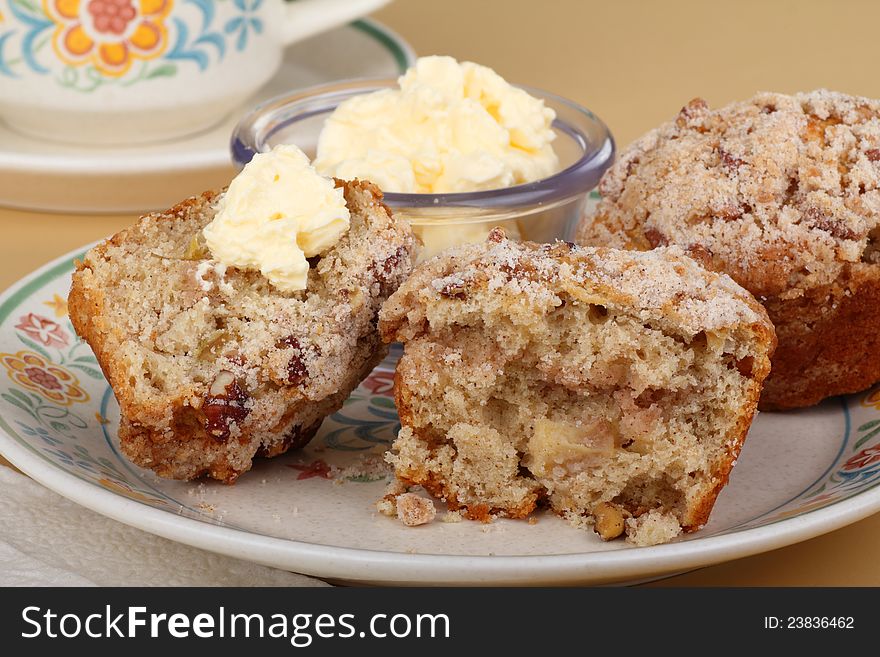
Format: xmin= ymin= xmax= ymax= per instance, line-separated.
xmin=578 ymin=89 xmax=880 ymax=299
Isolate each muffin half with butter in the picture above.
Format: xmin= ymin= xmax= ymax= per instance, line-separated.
xmin=69 ymin=145 xmax=417 ymax=482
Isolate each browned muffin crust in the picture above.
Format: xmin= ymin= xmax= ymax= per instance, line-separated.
xmin=379 ymin=231 xmax=775 ymax=545
xmin=69 ymin=180 xmax=417 ymax=482
xmin=576 ymin=90 xmax=880 ymax=409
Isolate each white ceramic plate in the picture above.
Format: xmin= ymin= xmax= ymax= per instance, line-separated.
xmin=2 ymin=247 xmax=880 ymax=586
xmin=0 ymin=19 xmax=415 ymax=214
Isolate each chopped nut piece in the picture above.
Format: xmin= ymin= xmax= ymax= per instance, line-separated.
xmin=718 ymin=146 xmax=745 ymax=171
xmin=203 ymin=371 xmax=249 ymax=440
xmin=643 ymin=227 xmax=668 ymax=247
xmin=275 ymin=336 xmax=313 ymax=385
xmin=593 ymin=502 xmax=625 ymax=541
xmin=208 ymin=370 xmax=236 ymax=396
xmin=675 ymin=97 xmax=709 ymax=127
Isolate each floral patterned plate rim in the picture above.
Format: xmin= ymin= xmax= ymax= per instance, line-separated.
xmin=1 ymin=245 xmax=880 ymax=585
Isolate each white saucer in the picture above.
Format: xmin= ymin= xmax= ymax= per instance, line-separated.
xmin=0 ymin=19 xmax=415 ymax=214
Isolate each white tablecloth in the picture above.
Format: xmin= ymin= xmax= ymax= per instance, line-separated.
xmin=0 ymin=467 xmax=327 ymax=587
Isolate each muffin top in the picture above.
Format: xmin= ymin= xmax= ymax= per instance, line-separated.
xmin=576 ymin=90 xmax=880 ymax=298
xmin=380 ymin=229 xmax=771 ymax=344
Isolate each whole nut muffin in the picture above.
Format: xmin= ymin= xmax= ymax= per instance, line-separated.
xmin=379 ymin=230 xmax=775 ymax=545
xmin=69 ymin=180 xmax=417 ymax=482
xmin=576 ymin=90 xmax=880 ymax=410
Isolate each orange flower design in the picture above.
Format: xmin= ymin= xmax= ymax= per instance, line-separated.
xmin=43 ymin=294 xmax=69 ymax=318
xmin=45 ymin=0 xmax=172 ymax=77
xmin=1 ymin=351 xmax=89 ymax=406
xmin=863 ymin=386 xmax=880 ymax=411
xmin=772 ymin=495 xmax=837 ymax=521
xmin=97 ymin=478 xmax=166 ymax=505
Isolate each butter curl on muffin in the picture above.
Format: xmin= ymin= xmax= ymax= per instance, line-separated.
xmin=70 ymin=146 xmax=417 ymax=482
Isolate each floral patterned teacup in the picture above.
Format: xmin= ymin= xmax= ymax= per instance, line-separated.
xmin=0 ymin=0 xmax=389 ymax=144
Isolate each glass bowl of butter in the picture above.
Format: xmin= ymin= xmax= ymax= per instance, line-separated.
xmin=231 ymin=57 xmax=615 ymax=260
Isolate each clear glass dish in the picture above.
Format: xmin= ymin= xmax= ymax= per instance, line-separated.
xmin=230 ymin=79 xmax=615 ymax=258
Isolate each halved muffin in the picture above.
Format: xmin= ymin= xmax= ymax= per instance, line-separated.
xmin=69 ymin=180 xmax=416 ymax=482
xmin=379 ymin=230 xmax=775 ymax=545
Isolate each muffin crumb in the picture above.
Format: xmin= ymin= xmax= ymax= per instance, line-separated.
xmin=375 ymin=498 xmax=396 ymax=517
xmin=396 ymin=493 xmax=436 ymax=527
xmin=442 ymin=510 xmax=464 ymax=523
xmin=625 ymin=510 xmax=683 ymax=546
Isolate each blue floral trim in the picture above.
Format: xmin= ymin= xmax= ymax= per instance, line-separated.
xmin=3 ymin=0 xmax=52 ymax=75
xmin=225 ymin=0 xmax=264 ymax=52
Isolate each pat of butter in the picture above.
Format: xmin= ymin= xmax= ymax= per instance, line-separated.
xmin=314 ymin=55 xmax=559 ymax=194
xmin=203 ymin=145 xmax=350 ymax=292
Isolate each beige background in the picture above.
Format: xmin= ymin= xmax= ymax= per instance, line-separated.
xmin=2 ymin=0 xmax=879 ymax=585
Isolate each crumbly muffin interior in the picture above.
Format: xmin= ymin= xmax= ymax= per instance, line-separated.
xmin=382 ymin=236 xmax=774 ymax=545
xmin=71 ymin=181 xmax=416 ymax=481
xmin=94 ymin=185 xmax=404 ymax=405
xmin=392 ymin=298 xmax=758 ymax=544
xmin=94 ymin=198 xmax=385 ymax=410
